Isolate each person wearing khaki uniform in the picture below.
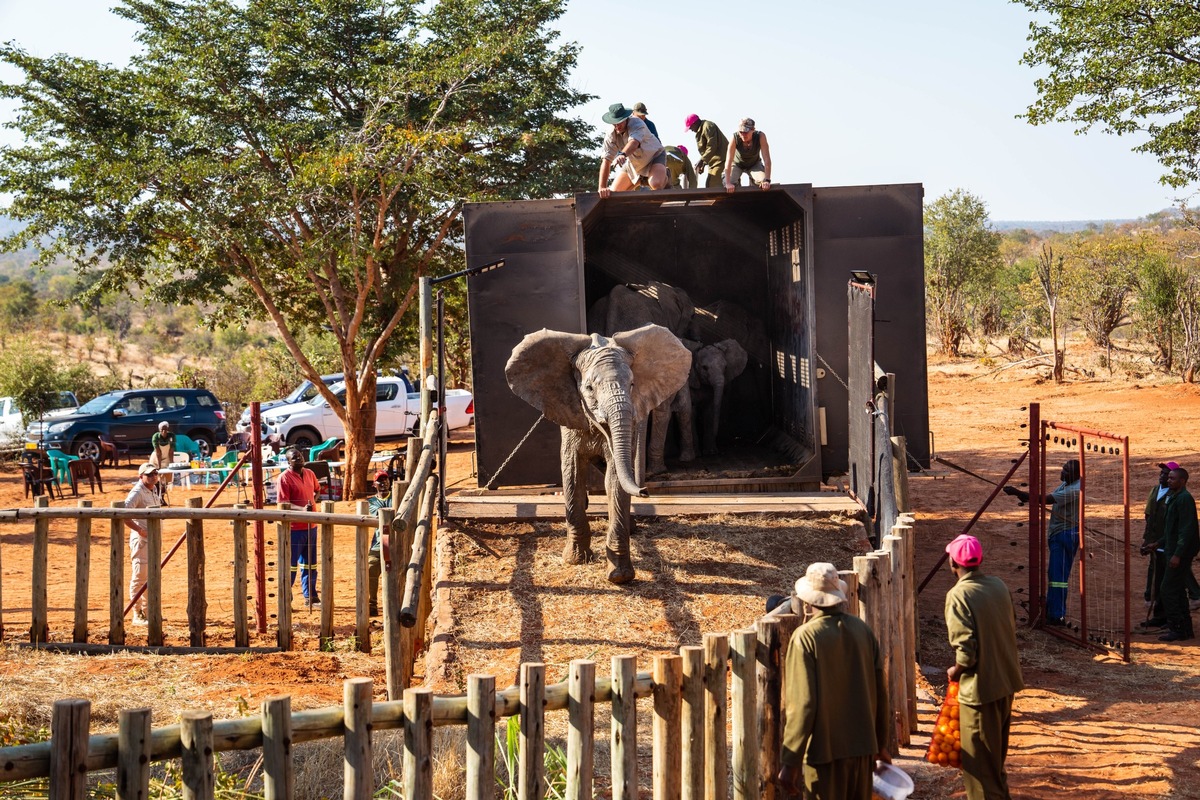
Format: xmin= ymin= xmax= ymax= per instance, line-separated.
xmin=779 ymin=563 xmax=890 ymax=800
xmin=944 ymin=535 xmax=1024 ymax=800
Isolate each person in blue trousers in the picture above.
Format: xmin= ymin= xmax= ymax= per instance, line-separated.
xmin=1004 ymin=459 xmax=1080 ymax=625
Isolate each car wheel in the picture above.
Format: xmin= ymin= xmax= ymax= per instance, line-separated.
xmin=287 ymin=428 xmax=319 ymax=452
xmin=73 ymin=436 xmax=102 ymax=461
xmin=189 ymin=431 xmax=215 ymax=459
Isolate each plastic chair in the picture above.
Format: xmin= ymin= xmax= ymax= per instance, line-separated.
xmin=98 ymin=434 xmax=131 ymax=467
xmin=47 ymin=448 xmax=79 ymax=489
xmin=22 ymin=450 xmax=63 ymax=499
xmin=308 ymin=437 xmax=342 ymax=462
xmin=208 ymin=450 xmax=242 ymax=487
xmin=174 ymin=434 xmax=204 ymax=460
xmin=305 ymin=460 xmax=336 ymax=501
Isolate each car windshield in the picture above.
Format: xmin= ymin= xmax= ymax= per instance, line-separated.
xmin=75 ymin=394 xmax=119 ymax=414
xmin=309 ymin=383 xmax=344 ymax=406
xmin=286 ymin=381 xmax=316 ymax=404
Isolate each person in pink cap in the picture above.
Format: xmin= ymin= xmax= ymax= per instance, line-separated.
xmin=684 ymin=113 xmax=729 ymax=189
xmin=1140 ymin=461 xmax=1200 ymax=630
xmin=944 ymin=534 xmax=1024 ymax=800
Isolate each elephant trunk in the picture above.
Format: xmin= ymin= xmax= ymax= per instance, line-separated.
xmin=604 ymin=396 xmax=647 ymax=498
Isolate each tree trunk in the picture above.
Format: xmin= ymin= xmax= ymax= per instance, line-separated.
xmin=1050 ymin=303 xmax=1063 ymax=384
xmin=341 ymin=372 xmax=379 ymax=500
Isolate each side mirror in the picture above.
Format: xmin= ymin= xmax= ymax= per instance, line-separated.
xmin=112 ymin=409 xmax=127 ymax=418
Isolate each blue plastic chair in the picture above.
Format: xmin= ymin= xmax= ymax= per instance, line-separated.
xmin=174 ymin=434 xmax=204 ymax=460
xmin=47 ymin=448 xmax=79 ymax=488
xmin=308 ymin=437 xmax=341 ymax=462
xmin=208 ymin=450 xmax=242 ymax=487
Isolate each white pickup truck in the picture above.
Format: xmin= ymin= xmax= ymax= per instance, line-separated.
xmin=262 ymin=376 xmax=473 ymax=451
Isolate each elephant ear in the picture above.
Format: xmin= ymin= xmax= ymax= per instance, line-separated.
xmin=505 ymin=329 xmax=594 ymax=430
xmin=612 ymin=324 xmax=693 ymax=419
xmin=649 ymin=281 xmax=695 ymax=337
xmin=716 ymin=339 xmax=749 ymax=380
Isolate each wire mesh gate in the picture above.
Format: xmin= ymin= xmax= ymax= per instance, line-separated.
xmin=1028 ymin=402 xmax=1131 ymax=660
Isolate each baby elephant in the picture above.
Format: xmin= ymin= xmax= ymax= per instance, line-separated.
xmin=691 ymin=339 xmax=748 ymax=456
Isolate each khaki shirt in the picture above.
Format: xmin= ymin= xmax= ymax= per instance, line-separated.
xmin=945 ymin=571 xmax=1024 ymax=706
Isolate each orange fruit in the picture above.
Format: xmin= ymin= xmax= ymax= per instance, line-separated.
xmin=949 ymin=706 xmax=960 ymax=719
xmin=937 ymin=752 xmax=949 ymax=765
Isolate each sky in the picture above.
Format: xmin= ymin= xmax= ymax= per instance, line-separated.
xmin=0 ymin=0 xmax=1191 ymax=222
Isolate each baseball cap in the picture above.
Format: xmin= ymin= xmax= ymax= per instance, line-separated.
xmin=375 ymin=470 xmax=390 ymax=483
xmin=633 ymin=102 xmax=648 ymax=113
xmin=1158 ymin=461 xmax=1181 ymax=470
xmin=738 ymin=117 xmax=755 ymax=132
xmin=684 ymin=113 xmax=700 ymax=129
xmin=945 ymin=534 xmax=982 ymax=567
xmin=138 ymin=463 xmax=159 ymax=476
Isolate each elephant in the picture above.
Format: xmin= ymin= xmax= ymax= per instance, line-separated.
xmin=505 ymin=325 xmax=692 ymax=583
xmin=690 ymin=339 xmax=748 ymax=456
xmin=688 ymin=299 xmax=770 ymax=366
xmin=588 ymin=281 xmax=696 ymax=475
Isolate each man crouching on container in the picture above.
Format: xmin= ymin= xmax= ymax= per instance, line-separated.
xmin=597 ymin=102 xmax=668 ymax=198
xmin=778 ymin=562 xmax=891 ymax=800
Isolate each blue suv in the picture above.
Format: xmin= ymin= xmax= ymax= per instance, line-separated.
xmin=27 ymin=388 xmax=228 ymax=460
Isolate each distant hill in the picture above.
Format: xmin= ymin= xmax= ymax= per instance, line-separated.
xmin=991 ymin=219 xmax=1137 ymax=233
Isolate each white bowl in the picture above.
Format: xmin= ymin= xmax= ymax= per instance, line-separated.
xmin=873 ymin=762 xmax=914 ymax=800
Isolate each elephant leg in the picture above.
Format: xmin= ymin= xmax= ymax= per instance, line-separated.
xmin=560 ymin=428 xmax=593 ymax=564
xmin=646 ymin=399 xmax=671 ymax=475
xmin=674 ymin=383 xmax=697 ymax=462
xmin=603 ymin=459 xmax=635 ymax=583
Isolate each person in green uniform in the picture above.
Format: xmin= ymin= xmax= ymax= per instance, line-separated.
xmin=664 ymin=144 xmax=698 ymax=189
xmin=779 ymin=562 xmax=891 ymax=800
xmin=944 ymin=534 xmax=1024 ymax=800
xmin=684 ymin=113 xmax=730 ymax=189
xmin=1153 ymin=466 xmax=1198 ymax=641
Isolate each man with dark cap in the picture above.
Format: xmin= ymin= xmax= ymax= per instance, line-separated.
xmin=631 ymin=102 xmax=658 ymax=138
xmin=778 ymin=562 xmax=890 ymax=800
xmin=723 ymin=117 xmax=772 ymax=191
xmin=684 ymin=113 xmax=729 ymax=189
xmin=597 ymin=102 xmax=667 ymax=198
xmin=944 ymin=534 xmax=1024 ymax=800
xmin=1003 ymin=458 xmax=1080 ymax=625
xmin=1152 ymin=465 xmax=1198 ymax=641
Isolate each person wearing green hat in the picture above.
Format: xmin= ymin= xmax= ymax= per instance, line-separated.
xmin=598 ymin=102 xmax=667 ymax=198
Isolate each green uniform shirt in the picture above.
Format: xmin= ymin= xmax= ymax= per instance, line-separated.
xmin=1144 ymin=483 xmax=1170 ymax=544
xmin=693 ymin=119 xmax=729 ymax=176
xmin=945 ymin=571 xmax=1024 ymax=706
xmin=781 ymin=610 xmax=888 ymax=767
xmin=1162 ymin=487 xmax=1198 ymax=560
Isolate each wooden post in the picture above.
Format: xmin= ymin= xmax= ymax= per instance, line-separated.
xmin=567 ymin=659 xmax=596 ymax=800
xmin=276 ymin=507 xmax=292 ymax=650
xmin=839 ymin=570 xmax=860 ymax=616
xmin=385 ymin=503 xmax=407 ymax=699
xmin=31 ymin=495 xmax=49 ymax=644
xmin=755 ymin=617 xmax=781 ymax=800
xmin=181 ymin=710 xmax=215 ymax=800
xmin=894 ymin=518 xmax=919 ymax=730
xmin=49 ymin=698 xmax=90 ymax=800
xmin=232 ymin=506 xmax=249 ymax=648
xmin=344 ymin=677 xmax=374 ymax=800
xmin=417 ymin=510 xmax=437 ymax=647
xmin=731 ymin=629 xmax=759 ymax=800
xmin=653 ymin=653 xmax=683 ymax=800
xmin=146 ymin=517 xmax=163 ymax=647
xmin=519 ymin=662 xmax=546 ymax=800
xmin=354 ymin=500 xmax=371 ymax=653
xmin=109 ymin=501 xmax=125 ymax=646
xmin=704 ymin=633 xmax=729 ymax=800
xmin=466 ymin=674 xmax=497 ymax=800
xmin=680 ymin=645 xmax=705 ymax=800
xmin=186 ymin=497 xmax=206 ymax=648
xmin=611 ymin=654 xmax=637 ymax=800
xmin=117 ymin=707 xmax=151 ymax=800
xmin=404 ymin=688 xmax=433 ymax=800
xmin=891 ymin=435 xmax=911 ymax=513
xmin=321 ymin=501 xmax=336 ymax=648
xmin=399 ymin=490 xmax=420 ymax=689
xmin=262 ymin=695 xmax=293 ymax=800
xmin=73 ymin=499 xmax=93 ymax=643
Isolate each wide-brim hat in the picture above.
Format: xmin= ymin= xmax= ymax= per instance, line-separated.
xmin=602 ymin=103 xmax=634 ymax=124
xmin=795 ymin=562 xmax=847 ymax=608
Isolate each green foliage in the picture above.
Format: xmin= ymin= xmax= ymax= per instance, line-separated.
xmin=1061 ymin=232 xmax=1149 ymax=347
xmin=1134 ymin=247 xmax=1185 ymax=370
xmin=0 ymin=340 xmax=64 ymax=425
xmin=1016 ymin=0 xmax=1200 ymax=187
xmin=496 ymin=714 xmax=568 ymax=800
xmin=924 ymin=189 xmax=1003 ymax=356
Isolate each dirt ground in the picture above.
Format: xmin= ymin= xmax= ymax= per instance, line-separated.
xmin=2 ymin=356 xmax=1200 ymax=798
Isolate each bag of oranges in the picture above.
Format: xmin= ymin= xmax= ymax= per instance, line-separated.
xmin=925 ymin=681 xmax=962 ymax=769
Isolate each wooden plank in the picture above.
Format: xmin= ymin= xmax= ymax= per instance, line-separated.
xmin=466 ymin=674 xmax=496 ymax=800
xmin=893 ymin=519 xmax=919 ymax=731
xmin=262 ymin=696 xmax=293 ymax=800
xmin=680 ymin=645 xmax=704 ymax=800
xmin=73 ymin=499 xmax=93 ymax=643
xmin=519 ymin=662 xmax=546 ymax=800
xmin=146 ymin=517 xmax=163 ymax=647
xmin=117 ymin=707 xmax=151 ymax=800
xmin=653 ymin=653 xmax=683 ymax=800
xmin=384 ymin=503 xmax=408 ymax=700
xmin=186 ymin=497 xmax=206 ymax=648
xmin=232 ymin=507 xmax=249 ymax=649
xmin=731 ymin=628 xmax=759 ymax=800
xmin=343 ymin=677 xmax=374 ymax=800
xmin=611 ymin=655 xmax=637 ymax=800
xmin=276 ymin=508 xmax=292 ymax=651
xmin=353 ymin=500 xmax=370 ymax=653
xmin=109 ymin=501 xmax=125 ymax=646
xmin=703 ymin=633 xmax=729 ymax=800
xmin=755 ymin=618 xmax=781 ymax=800
xmin=566 ymin=660 xmax=596 ymax=800
xmin=31 ymin=495 xmax=49 ymax=644
xmin=181 ymin=710 xmax=215 ymax=800
xmin=49 ymin=698 xmax=90 ymax=800
xmin=322 ymin=501 xmax=336 ymax=649
xmin=404 ymin=688 xmax=433 ymax=800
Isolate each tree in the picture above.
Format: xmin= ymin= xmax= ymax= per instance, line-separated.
xmin=924 ymin=189 xmax=1003 ymax=356
xmin=1034 ymin=243 xmax=1068 ymax=383
xmin=1016 ymin=0 xmax=1200 ymax=187
xmin=0 ymin=0 xmax=596 ymax=496
xmin=1063 ymin=232 xmax=1146 ymax=349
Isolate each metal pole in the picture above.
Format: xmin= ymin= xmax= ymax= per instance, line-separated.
xmin=1077 ymin=433 xmax=1087 ymax=640
xmin=1028 ymin=402 xmax=1040 ymax=625
xmin=251 ymin=401 xmax=267 ymax=633
xmin=1122 ymin=435 xmax=1131 ymax=662
xmin=419 ymin=276 xmax=432 ymax=437
xmin=437 ymin=289 xmax=448 ymax=520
